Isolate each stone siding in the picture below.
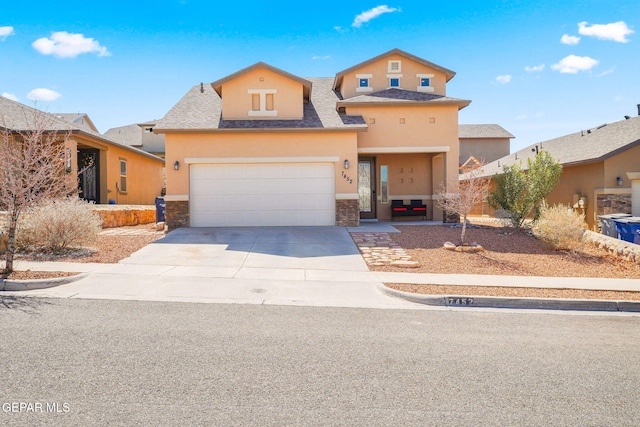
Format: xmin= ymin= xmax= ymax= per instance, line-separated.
xmin=166 ymin=200 xmax=189 ymax=231
xmin=583 ymin=230 xmax=640 ymax=264
xmin=597 ymin=193 xmax=632 ymax=216
xmin=91 ymin=205 xmax=156 ymax=228
xmin=336 ymin=199 xmax=359 ymax=227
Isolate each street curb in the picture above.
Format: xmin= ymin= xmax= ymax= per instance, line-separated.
xmin=378 ymin=283 xmax=640 ymax=312
xmin=0 ymin=272 xmax=88 ymax=292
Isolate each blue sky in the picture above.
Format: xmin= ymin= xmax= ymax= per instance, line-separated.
xmin=1 ymin=0 xmax=638 ymax=151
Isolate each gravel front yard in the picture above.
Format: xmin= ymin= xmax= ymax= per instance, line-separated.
xmin=374 ymin=224 xmax=640 ymax=279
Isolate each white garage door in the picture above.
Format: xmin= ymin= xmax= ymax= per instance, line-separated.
xmin=190 ymin=163 xmax=335 ymax=227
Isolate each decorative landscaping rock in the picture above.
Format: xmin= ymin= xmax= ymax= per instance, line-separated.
xmin=390 ymin=260 xmax=420 ymax=268
xmin=444 ymin=241 xmax=484 ymax=252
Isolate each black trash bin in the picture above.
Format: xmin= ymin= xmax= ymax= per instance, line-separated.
xmin=155 ymin=197 xmax=166 ymax=223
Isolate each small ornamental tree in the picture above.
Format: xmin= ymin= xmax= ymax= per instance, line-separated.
xmin=0 ymin=108 xmax=75 ymax=274
xmin=488 ymin=150 xmax=562 ymax=228
xmin=437 ymin=164 xmax=491 ymax=246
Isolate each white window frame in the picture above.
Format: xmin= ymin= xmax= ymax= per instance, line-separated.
xmin=119 ymin=158 xmax=128 ymax=193
xmin=386 ymin=73 xmax=403 ymax=89
xmin=355 ymin=74 xmax=373 ymax=93
xmin=248 ymin=89 xmax=278 ymax=117
xmin=416 ymin=74 xmax=435 ymax=93
xmin=388 ymin=60 xmax=401 ymax=73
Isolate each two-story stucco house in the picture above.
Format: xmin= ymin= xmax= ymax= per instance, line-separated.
xmin=155 ymin=49 xmax=471 ymax=229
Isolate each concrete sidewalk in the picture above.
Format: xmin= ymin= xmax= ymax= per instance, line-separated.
xmin=2 ymin=259 xmax=640 ymax=312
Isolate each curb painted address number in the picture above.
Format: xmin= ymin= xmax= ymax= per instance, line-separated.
xmin=447 ymin=297 xmax=474 ymax=306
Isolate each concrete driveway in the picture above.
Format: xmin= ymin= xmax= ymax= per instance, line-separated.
xmin=118 ymin=226 xmax=369 ymax=272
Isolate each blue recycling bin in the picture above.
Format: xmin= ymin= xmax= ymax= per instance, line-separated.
xmin=155 ymin=197 xmax=166 ymax=223
xmin=598 ymin=214 xmax=631 ymax=237
xmin=612 ymin=217 xmax=640 ymax=244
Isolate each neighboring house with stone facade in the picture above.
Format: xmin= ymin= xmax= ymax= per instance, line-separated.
xmin=155 ymin=48 xmax=472 ymax=229
xmin=473 ymin=112 xmax=640 ymax=229
xmin=0 ymin=96 xmax=165 ymax=205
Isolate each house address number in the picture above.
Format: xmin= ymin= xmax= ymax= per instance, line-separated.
xmin=447 ymin=297 xmax=474 ymax=306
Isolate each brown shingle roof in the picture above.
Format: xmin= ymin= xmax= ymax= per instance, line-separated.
xmin=155 ymin=77 xmax=366 ymax=131
xmin=459 ymin=124 xmax=514 ymax=139
xmin=476 ymin=116 xmax=640 ymax=178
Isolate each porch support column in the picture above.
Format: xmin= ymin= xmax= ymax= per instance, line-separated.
xmin=627 ymin=172 xmax=640 ymax=216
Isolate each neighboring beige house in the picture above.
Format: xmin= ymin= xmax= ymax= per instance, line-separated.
xmin=0 ymin=97 xmax=165 ymax=205
xmin=155 ymin=49 xmax=472 ymax=229
xmin=105 ymin=121 xmax=166 ymax=158
xmin=458 ymin=124 xmax=514 ymax=167
xmin=474 ymin=113 xmax=640 ymax=229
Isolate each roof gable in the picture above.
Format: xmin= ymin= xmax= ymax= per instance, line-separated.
xmin=211 ymin=62 xmax=312 ymax=100
xmin=333 ymin=48 xmax=456 ymax=91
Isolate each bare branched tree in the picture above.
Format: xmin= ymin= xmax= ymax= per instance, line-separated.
xmin=436 ymin=164 xmax=490 ymax=246
xmin=0 ymin=108 xmax=76 ymax=274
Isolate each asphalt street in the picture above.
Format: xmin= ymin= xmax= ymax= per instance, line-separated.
xmin=1 ymin=297 xmax=639 ymax=426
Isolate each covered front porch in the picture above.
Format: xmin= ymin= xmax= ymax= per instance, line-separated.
xmin=357 ymin=149 xmax=453 ymax=222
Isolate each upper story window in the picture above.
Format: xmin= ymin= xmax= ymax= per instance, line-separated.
xmin=388 ymin=60 xmax=401 ymax=73
xmin=389 ymin=78 xmax=400 ymax=88
xmin=356 ymin=74 xmax=373 ymax=93
xmin=416 ymin=73 xmax=435 ymax=93
xmin=248 ymin=89 xmax=278 ymax=117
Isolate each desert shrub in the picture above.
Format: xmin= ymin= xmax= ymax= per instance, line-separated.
xmin=16 ymin=197 xmax=102 ymax=254
xmin=533 ymin=203 xmax=586 ymax=250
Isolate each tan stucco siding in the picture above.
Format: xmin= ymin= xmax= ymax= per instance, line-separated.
xmin=604 ymin=143 xmax=640 ymax=188
xmin=347 ymin=104 xmax=459 ymax=190
xmin=339 ymin=54 xmax=448 ymax=99
xmin=546 ymin=162 xmax=604 ymax=228
xmin=221 ymin=68 xmax=304 ymax=120
xmin=459 ymin=138 xmax=510 ymax=165
xmin=104 ymin=145 xmax=164 ymax=205
xmin=165 ymin=132 xmax=358 ymax=197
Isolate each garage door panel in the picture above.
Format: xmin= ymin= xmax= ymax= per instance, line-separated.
xmin=190 ymin=163 xmax=335 ymax=227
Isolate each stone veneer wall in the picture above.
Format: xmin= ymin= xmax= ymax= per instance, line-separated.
xmin=336 ymin=199 xmax=359 ymax=227
xmin=596 ymin=193 xmax=631 ymax=216
xmin=166 ymin=200 xmax=189 ymax=231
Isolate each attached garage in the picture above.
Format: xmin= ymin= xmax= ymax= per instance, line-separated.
xmin=189 ymin=162 xmax=336 ymax=227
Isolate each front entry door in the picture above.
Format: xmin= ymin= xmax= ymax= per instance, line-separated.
xmin=358 ymin=158 xmax=376 ymax=219
xmin=78 ymin=149 xmax=99 ymax=203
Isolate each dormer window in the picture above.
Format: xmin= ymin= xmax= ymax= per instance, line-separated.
xmin=248 ymin=89 xmax=278 ymax=117
xmin=416 ymin=73 xmax=435 ymax=93
xmin=356 ymin=74 xmax=373 ymax=93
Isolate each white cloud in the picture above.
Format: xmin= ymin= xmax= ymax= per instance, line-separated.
xmin=32 ymin=31 xmax=111 ymax=58
xmin=311 ymin=55 xmax=331 ymax=60
xmin=525 ymin=64 xmax=545 ymax=72
xmin=598 ymin=67 xmax=615 ymax=77
xmin=27 ymin=88 xmax=62 ymax=102
xmin=551 ymin=55 xmax=599 ymax=74
xmin=352 ymin=5 xmax=399 ymax=28
xmin=578 ymin=21 xmax=634 ymax=43
xmin=334 ymin=26 xmax=344 ymax=32
xmin=2 ymin=92 xmax=18 ymax=101
xmin=0 ymin=26 xmax=14 ymax=40
xmin=496 ymin=74 xmax=512 ymax=84
xmin=560 ymin=34 xmax=580 ymax=45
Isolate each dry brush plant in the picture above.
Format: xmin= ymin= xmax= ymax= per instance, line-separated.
xmin=532 ymin=202 xmax=586 ymax=251
xmin=16 ymin=197 xmax=102 ymax=254
xmin=437 ymin=164 xmax=491 ymax=246
xmin=0 ymin=109 xmax=76 ymax=273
